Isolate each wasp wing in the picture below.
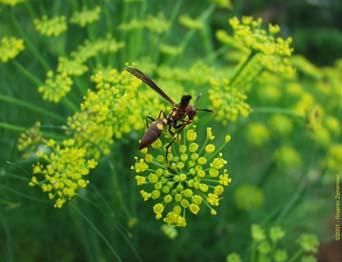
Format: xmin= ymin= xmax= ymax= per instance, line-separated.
xmin=125 ymin=67 xmax=177 ymax=106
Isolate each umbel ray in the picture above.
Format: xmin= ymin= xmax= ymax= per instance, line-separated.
xmin=125 ymin=67 xmax=212 ymax=155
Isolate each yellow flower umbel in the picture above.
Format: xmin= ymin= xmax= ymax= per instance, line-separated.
xmin=119 ymin=13 xmax=170 ymax=34
xmin=132 ymin=126 xmax=232 ymax=227
xmin=67 ymin=69 xmax=164 ymax=159
xmin=17 ymin=122 xmax=44 ymax=159
xmin=246 ymin=122 xmax=270 ymax=147
xmin=234 ymin=184 xmax=264 ymax=210
xmin=0 ymin=0 xmax=26 ymax=6
xmin=209 ymin=79 xmax=250 ymax=125
xmin=178 ymin=14 xmax=203 ymax=31
xmin=70 ymin=6 xmax=101 ymax=27
xmin=274 ymin=146 xmax=301 ymax=169
xmin=227 ymin=16 xmax=294 ymax=75
xmin=34 ymin=15 xmax=67 ymax=37
xmin=229 ymin=16 xmax=293 ymax=57
xmin=38 ymin=71 xmax=73 ymax=103
xmin=57 ymin=57 xmax=88 ymax=76
xmin=71 ymin=36 xmax=125 ymax=63
xmin=0 ymin=36 xmax=24 ymax=63
xmin=30 ymin=139 xmax=97 ymax=208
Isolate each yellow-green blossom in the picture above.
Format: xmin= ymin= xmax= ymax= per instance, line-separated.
xmin=161 ymin=224 xmax=178 ymax=239
xmin=119 ymin=13 xmax=170 ymax=34
xmin=209 ymin=79 xmax=250 ymax=125
xmin=229 ymin=16 xmax=293 ymax=57
xmin=57 ymin=57 xmax=88 ymax=76
xmin=17 ymin=122 xmax=44 ymax=159
xmin=71 ymin=36 xmax=125 ymax=63
xmin=246 ymin=122 xmax=270 ymax=146
xmin=226 ymin=253 xmax=241 ymax=262
xmin=132 ymin=126 xmax=232 ymax=227
xmin=38 ymin=71 xmax=73 ymax=103
xmin=67 ymin=69 xmax=164 ymax=159
xmin=297 ymin=234 xmax=319 ymax=253
xmin=70 ymin=6 xmax=101 ymax=27
xmin=29 ymin=138 xmax=97 ymax=208
xmin=269 ymin=114 xmax=293 ymax=137
xmin=234 ymin=184 xmax=264 ymax=210
xmin=0 ymin=36 xmax=24 ymax=63
xmin=324 ymin=144 xmax=342 ymax=173
xmin=210 ymin=0 xmax=232 ymax=9
xmin=274 ymin=146 xmax=301 ymax=168
xmin=159 ymin=44 xmax=183 ymax=57
xmin=178 ymin=14 xmax=203 ymax=31
xmin=34 ymin=16 xmax=67 ymax=37
xmin=0 ymin=0 xmax=26 ymax=5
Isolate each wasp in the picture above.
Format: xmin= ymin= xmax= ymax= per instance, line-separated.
xmin=125 ymin=67 xmax=212 ymax=154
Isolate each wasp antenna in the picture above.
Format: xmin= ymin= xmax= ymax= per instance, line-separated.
xmin=196 ymin=108 xmax=213 ymax=113
xmin=195 ymin=93 xmax=202 ymax=107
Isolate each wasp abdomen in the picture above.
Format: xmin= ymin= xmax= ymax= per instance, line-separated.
xmin=139 ymin=119 xmax=166 ymax=150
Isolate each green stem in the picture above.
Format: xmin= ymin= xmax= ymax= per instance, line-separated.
xmin=0 ymin=94 xmax=64 ymax=122
xmin=169 ymin=3 xmax=215 ymax=65
xmin=274 ymin=181 xmax=307 ymax=223
xmin=0 ymin=122 xmax=64 ymax=139
xmin=62 ymin=97 xmax=78 ymax=112
xmin=70 ymin=204 xmax=122 ymax=262
xmin=0 ymin=122 xmax=25 ymax=133
xmin=109 ymin=161 xmax=131 ymax=218
xmin=252 ymin=107 xmax=303 ymax=118
xmin=228 ymin=51 xmax=256 ymax=86
xmin=288 ymin=249 xmax=304 ymax=262
xmin=11 ymin=60 xmax=42 ymax=86
xmin=153 ymin=0 xmax=184 ymax=63
xmin=10 ymin=10 xmax=50 ymax=71
xmin=204 ymin=45 xmax=229 ymax=62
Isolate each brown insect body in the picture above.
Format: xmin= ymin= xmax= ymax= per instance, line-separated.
xmin=139 ymin=119 xmax=167 ymax=149
xmin=125 ymin=67 xmax=212 ymax=151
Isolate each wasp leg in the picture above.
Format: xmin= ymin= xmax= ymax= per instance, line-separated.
xmin=165 ymin=137 xmax=177 ymax=162
xmin=145 ymin=115 xmax=155 ymax=130
xmin=168 ymin=124 xmax=176 ymax=136
xmin=157 ymin=109 xmax=167 ymax=120
xmin=165 ymin=122 xmax=190 ymax=162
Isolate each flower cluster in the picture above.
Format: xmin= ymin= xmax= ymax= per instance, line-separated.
xmin=157 ymin=61 xmax=217 ymax=85
xmin=246 ymin=122 xmax=270 ymax=147
xmin=29 ymin=139 xmax=97 ymax=208
xmin=119 ymin=13 xmax=170 ymax=34
xmin=274 ymin=146 xmax=301 ymax=169
xmin=0 ymin=0 xmax=26 ymax=6
xmin=57 ymin=57 xmax=88 ymax=76
xmin=227 ymin=225 xmax=319 ymax=262
xmin=38 ymin=37 xmax=124 ymax=103
xmin=70 ymin=6 xmax=101 ymax=27
xmin=324 ymin=144 xmax=342 ymax=173
xmin=132 ymin=126 xmax=232 ymax=227
xmin=159 ymin=44 xmax=183 ymax=57
xmin=0 ymin=36 xmax=24 ymax=63
xmin=71 ymin=36 xmax=125 ymax=63
xmin=209 ymin=0 xmax=232 ymax=9
xmin=34 ymin=16 xmax=68 ymax=37
xmin=178 ymin=14 xmax=203 ymax=31
xmin=234 ymin=184 xmax=264 ymax=210
xmin=38 ymin=71 xmax=73 ymax=103
xmin=209 ymin=79 xmax=250 ymax=125
xmin=67 ymin=69 xmax=165 ymax=159
xmin=17 ymin=122 xmax=44 ymax=159
xmin=229 ymin=16 xmax=293 ymax=57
